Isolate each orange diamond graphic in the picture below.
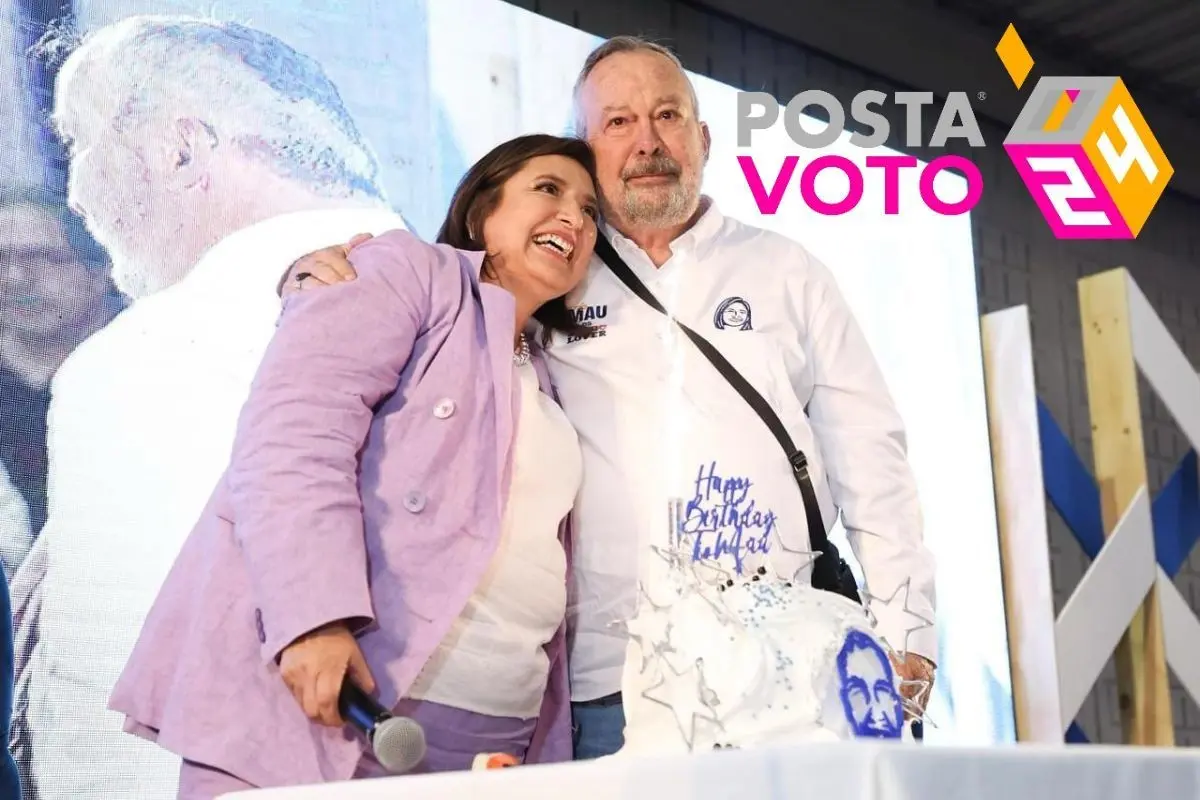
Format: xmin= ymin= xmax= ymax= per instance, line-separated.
xmin=996 ymin=24 xmax=1034 ymax=89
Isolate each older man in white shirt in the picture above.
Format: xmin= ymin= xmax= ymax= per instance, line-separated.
xmin=557 ymin=38 xmax=935 ymax=757
xmin=288 ymin=35 xmax=938 ymax=761
xmin=18 ymin=16 xmax=409 ymax=799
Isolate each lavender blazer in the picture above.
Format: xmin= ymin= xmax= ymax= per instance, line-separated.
xmin=108 ymin=230 xmax=574 ymax=787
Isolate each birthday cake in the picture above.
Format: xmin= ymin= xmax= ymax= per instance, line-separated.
xmin=617 ymin=563 xmax=909 ymax=755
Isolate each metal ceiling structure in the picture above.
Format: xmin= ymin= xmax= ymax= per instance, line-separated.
xmin=934 ymin=0 xmax=1200 ymax=122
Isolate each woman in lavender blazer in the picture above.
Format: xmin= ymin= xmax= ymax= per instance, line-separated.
xmin=107 ymin=134 xmax=601 ymax=798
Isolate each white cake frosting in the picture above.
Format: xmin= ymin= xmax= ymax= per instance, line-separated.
xmin=618 ymin=564 xmax=908 ymax=755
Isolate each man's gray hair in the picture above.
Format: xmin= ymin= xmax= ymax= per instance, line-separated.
xmin=45 ymin=15 xmax=385 ymax=201
xmin=571 ymin=35 xmax=701 ymax=138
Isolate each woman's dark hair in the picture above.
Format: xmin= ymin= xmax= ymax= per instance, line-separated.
xmin=435 ymin=133 xmax=598 ymax=342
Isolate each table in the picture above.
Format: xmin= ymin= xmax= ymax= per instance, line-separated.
xmin=221 ymin=741 xmax=1200 ymax=799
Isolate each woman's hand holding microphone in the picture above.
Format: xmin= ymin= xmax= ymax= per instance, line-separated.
xmin=279 ymin=621 xmax=376 ymax=727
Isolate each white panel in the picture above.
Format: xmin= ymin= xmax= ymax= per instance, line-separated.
xmin=1055 ymin=488 xmax=1156 ymax=731
xmin=1157 ymin=569 xmax=1200 ymax=704
xmin=1126 ymin=274 xmax=1200 ymax=447
xmin=980 ymin=307 xmax=1062 ymax=743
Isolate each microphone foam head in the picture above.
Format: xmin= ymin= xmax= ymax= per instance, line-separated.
xmin=373 ymin=716 xmax=427 ymax=774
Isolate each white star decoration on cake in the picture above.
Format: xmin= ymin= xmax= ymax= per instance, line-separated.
xmin=619 ymin=582 xmax=681 ymax=672
xmin=897 ymin=676 xmax=934 ymax=722
xmin=864 ymin=603 xmax=879 ymax=629
xmin=863 ymin=577 xmax=934 ymax=658
xmin=648 ymin=541 xmax=690 ymax=574
xmin=631 ymin=512 xmax=739 ymax=751
xmin=862 ymin=578 xmax=938 ymax=727
xmin=639 ymin=654 xmax=726 ymax=751
xmin=771 ymin=536 xmax=821 ymax=585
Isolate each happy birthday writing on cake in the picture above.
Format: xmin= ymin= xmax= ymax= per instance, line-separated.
xmin=679 ymin=461 xmax=779 ymax=575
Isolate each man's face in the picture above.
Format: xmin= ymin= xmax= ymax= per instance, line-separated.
xmin=56 ymin=90 xmax=193 ymax=299
xmin=838 ymin=643 xmax=903 ymax=738
xmin=0 ymin=204 xmax=120 ymax=383
xmin=578 ymin=50 xmax=710 ymax=231
xmin=0 ymin=205 xmax=111 ymax=336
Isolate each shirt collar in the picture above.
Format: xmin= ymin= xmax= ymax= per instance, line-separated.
xmin=600 ymin=194 xmax=724 ymax=262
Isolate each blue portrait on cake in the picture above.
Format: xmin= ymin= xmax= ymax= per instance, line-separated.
xmin=616 ymin=561 xmax=912 ymax=755
xmin=834 ymin=629 xmax=904 ymax=738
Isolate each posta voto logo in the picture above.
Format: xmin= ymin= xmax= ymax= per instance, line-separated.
xmin=998 ymin=23 xmax=1173 ymax=239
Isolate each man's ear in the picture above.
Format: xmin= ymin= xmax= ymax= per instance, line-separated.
xmin=168 ymin=117 xmax=218 ymax=190
xmin=701 ymin=121 xmax=712 ymax=163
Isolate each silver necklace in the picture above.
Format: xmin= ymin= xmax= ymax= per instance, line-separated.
xmin=513 ymin=332 xmax=531 ymax=366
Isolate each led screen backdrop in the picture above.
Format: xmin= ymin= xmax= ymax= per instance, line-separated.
xmin=0 ymin=0 xmax=1013 ymax=796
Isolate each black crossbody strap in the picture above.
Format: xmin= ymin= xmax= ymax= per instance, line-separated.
xmin=593 ymin=234 xmax=832 ymax=564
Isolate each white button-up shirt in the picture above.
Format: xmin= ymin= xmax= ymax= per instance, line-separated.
xmin=544 ymin=199 xmax=936 ymax=702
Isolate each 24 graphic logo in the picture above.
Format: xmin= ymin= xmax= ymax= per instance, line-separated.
xmin=997 ymin=24 xmax=1173 ymax=239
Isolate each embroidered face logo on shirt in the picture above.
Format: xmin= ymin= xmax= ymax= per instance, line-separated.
xmin=713 ymin=297 xmax=752 ymax=330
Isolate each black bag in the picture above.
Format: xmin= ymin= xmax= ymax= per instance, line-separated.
xmin=593 ymin=234 xmax=861 ymax=604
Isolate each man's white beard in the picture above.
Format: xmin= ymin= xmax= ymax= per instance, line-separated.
xmin=107 ymin=255 xmax=156 ymax=300
xmin=621 ymin=180 xmax=698 ymax=228
xmin=95 ymin=230 xmax=177 ymax=300
xmin=82 ymin=222 xmax=146 ymax=300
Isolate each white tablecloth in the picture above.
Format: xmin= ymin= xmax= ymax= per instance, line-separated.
xmin=221 ymin=741 xmax=1200 ymax=800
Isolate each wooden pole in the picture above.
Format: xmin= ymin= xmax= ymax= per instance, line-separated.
xmin=1078 ymin=267 xmax=1174 ymax=745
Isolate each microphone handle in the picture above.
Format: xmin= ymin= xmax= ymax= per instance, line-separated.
xmin=339 ymin=678 xmax=391 ymax=736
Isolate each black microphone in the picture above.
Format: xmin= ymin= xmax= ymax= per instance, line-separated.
xmin=338 ymin=678 xmax=427 ymax=773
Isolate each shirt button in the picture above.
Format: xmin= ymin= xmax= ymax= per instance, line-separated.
xmin=254 ymin=608 xmax=266 ymax=644
xmin=403 ymin=491 xmax=427 ymax=513
xmin=433 ymin=399 xmax=456 ymax=419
